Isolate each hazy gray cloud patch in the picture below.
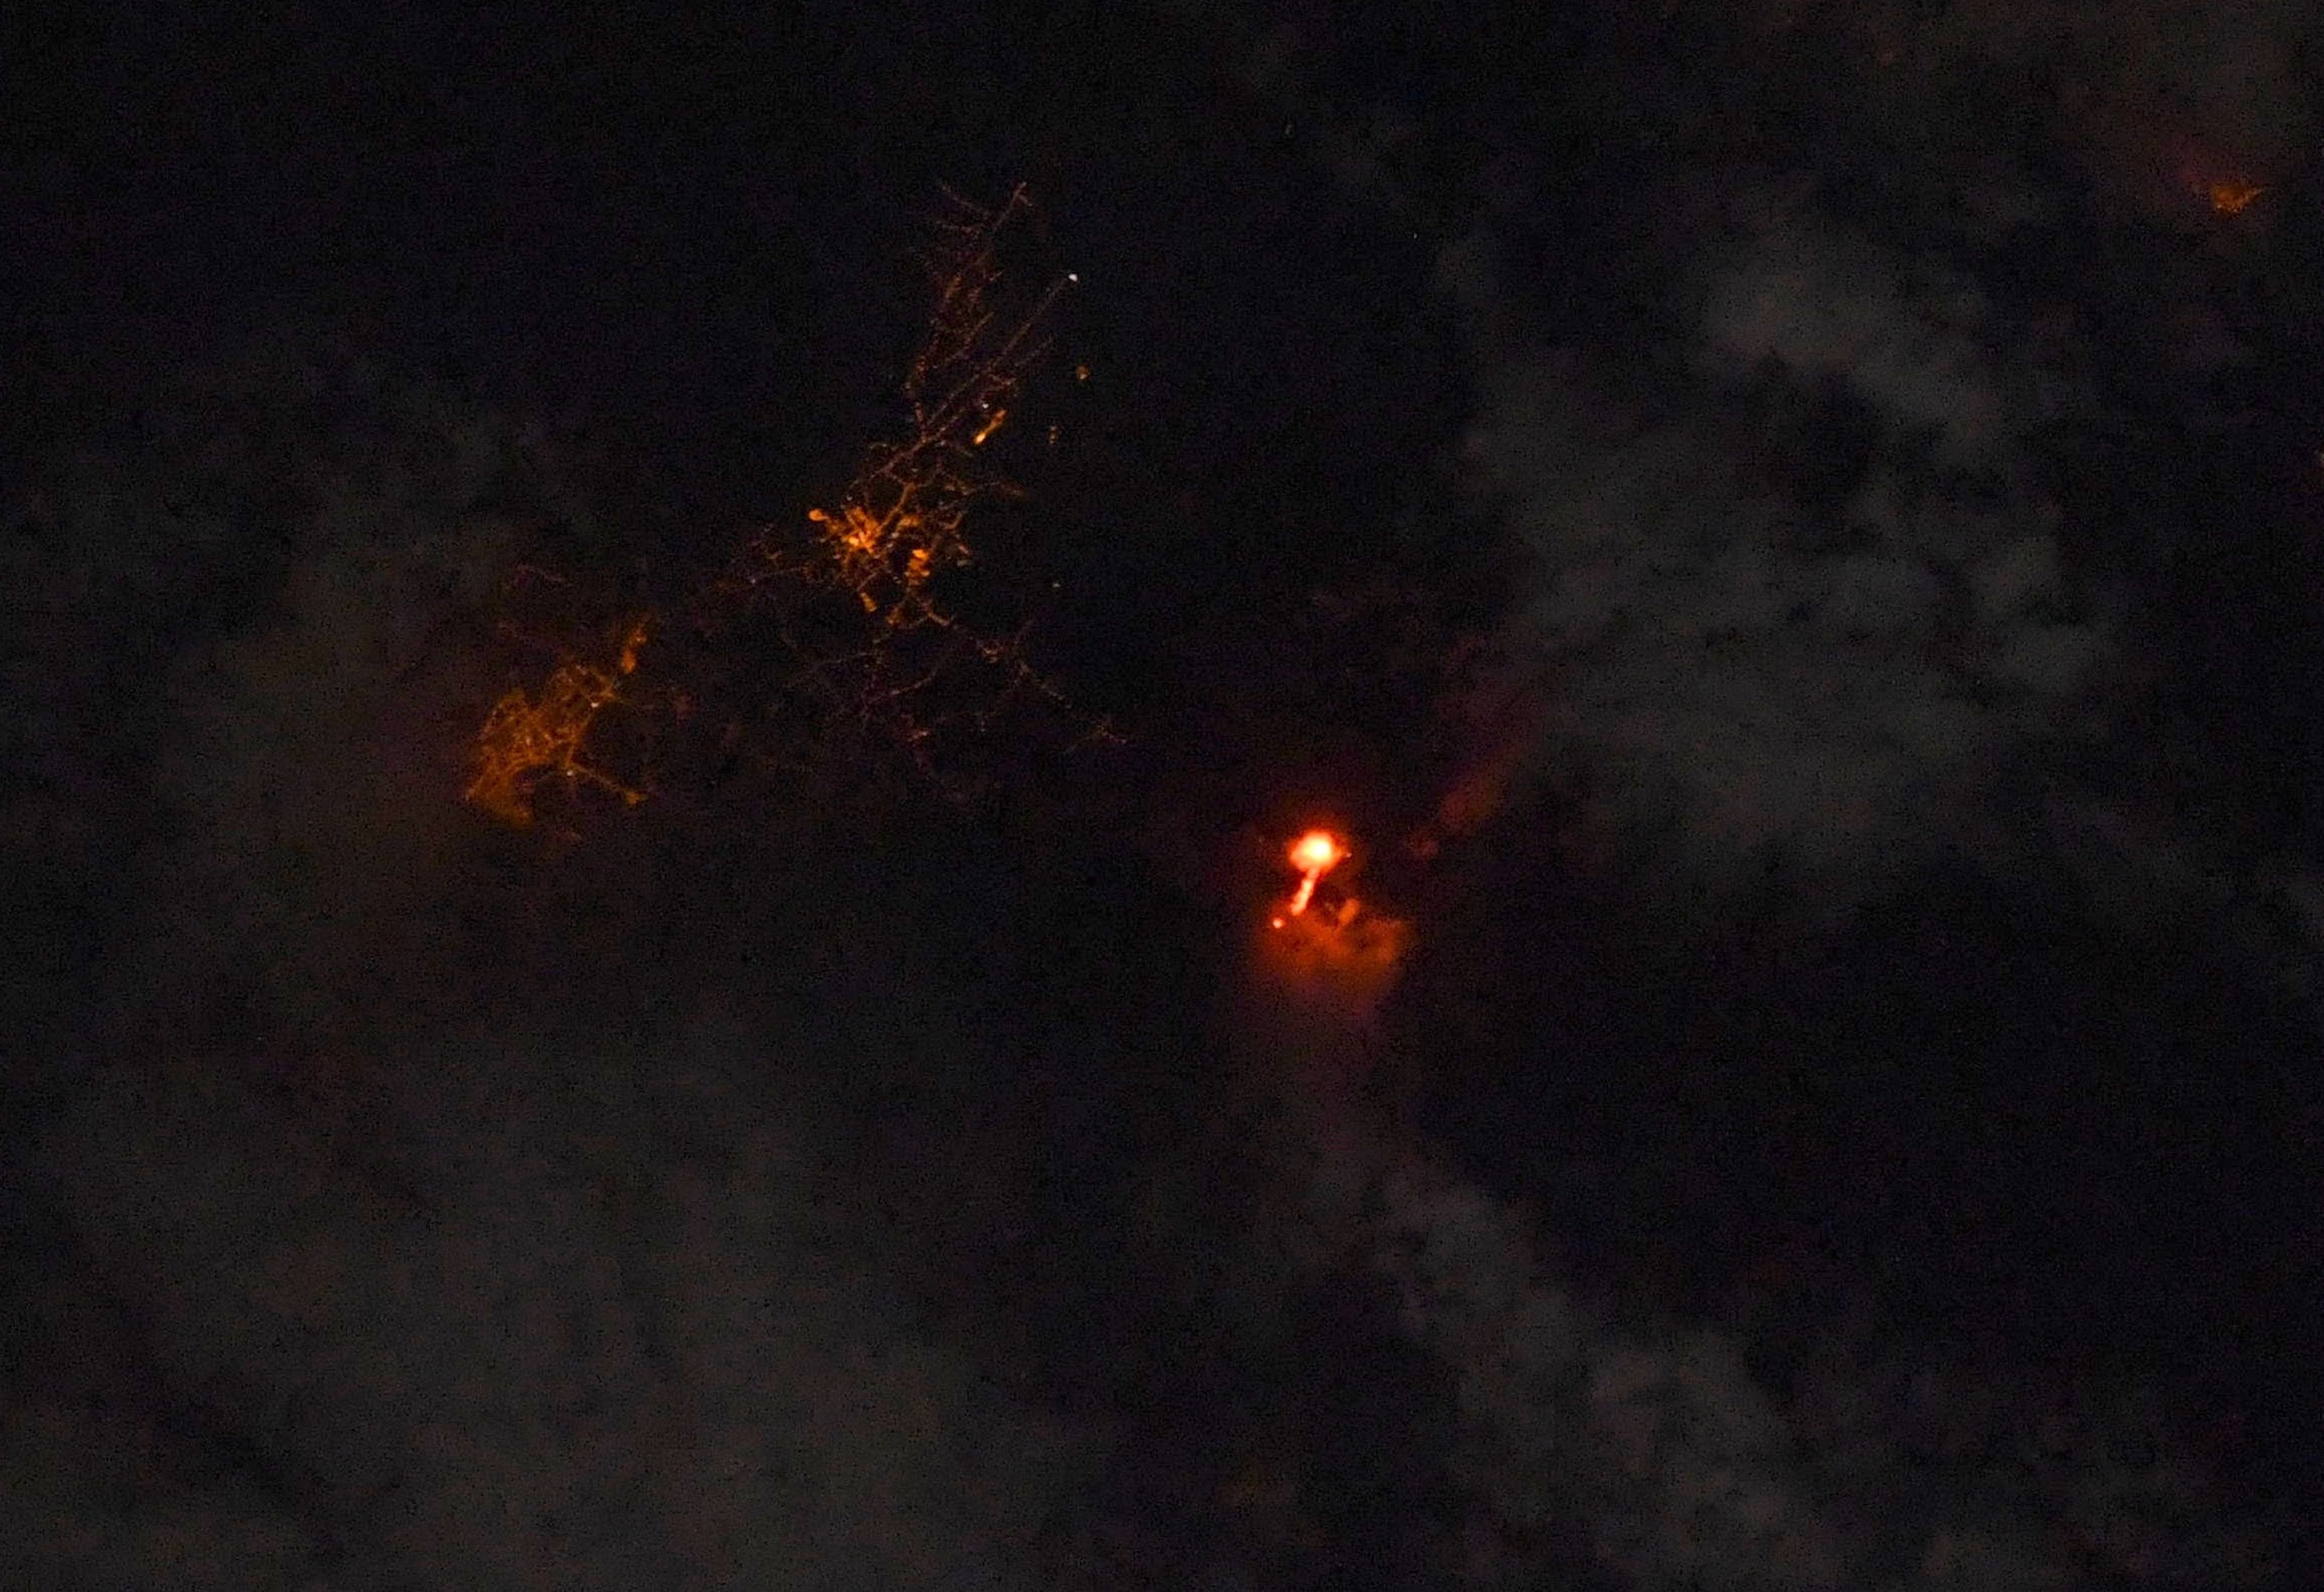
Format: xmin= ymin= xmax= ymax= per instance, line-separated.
xmin=1439 ymin=209 xmax=2117 ymax=935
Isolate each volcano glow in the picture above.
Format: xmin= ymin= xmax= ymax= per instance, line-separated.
xmin=1273 ymin=830 xmax=1346 ymax=928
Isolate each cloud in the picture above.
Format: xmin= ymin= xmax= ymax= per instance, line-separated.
xmin=1223 ymin=961 xmax=2277 ymax=1588
xmin=1700 ymin=206 xmax=2006 ymax=465
xmin=31 ymin=1031 xmax=1101 ymax=1590
xmin=7 ymin=329 xmax=1122 ymax=1590
xmin=1437 ymin=201 xmax=2117 ymax=938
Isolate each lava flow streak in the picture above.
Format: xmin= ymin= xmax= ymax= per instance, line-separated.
xmin=1274 ymin=830 xmax=1345 ymax=928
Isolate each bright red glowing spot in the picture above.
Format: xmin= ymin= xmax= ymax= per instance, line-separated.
xmin=1276 ymin=829 xmax=1345 ymax=925
xmin=1290 ymin=831 xmax=1342 ymax=873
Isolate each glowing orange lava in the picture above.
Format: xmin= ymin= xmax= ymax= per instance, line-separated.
xmin=1273 ymin=830 xmax=1345 ymax=927
xmin=2209 ymin=179 xmax=2266 ymax=216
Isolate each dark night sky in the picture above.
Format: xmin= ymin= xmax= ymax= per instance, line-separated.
xmin=5 ymin=3 xmax=2323 ymax=1587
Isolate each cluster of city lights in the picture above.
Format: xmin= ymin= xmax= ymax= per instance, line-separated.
xmin=465 ymin=188 xmax=1085 ymax=829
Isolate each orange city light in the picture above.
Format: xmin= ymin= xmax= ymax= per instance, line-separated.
xmin=1273 ymin=829 xmax=1346 ymax=927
